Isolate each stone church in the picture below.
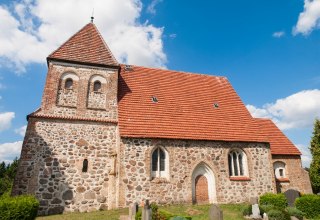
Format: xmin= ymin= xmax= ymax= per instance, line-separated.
xmin=12 ymin=22 xmax=312 ymax=215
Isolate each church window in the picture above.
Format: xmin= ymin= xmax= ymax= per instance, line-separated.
xmin=93 ymin=80 xmax=102 ymax=92
xmin=273 ymin=161 xmax=286 ymax=179
xmin=82 ymin=159 xmax=88 ymax=172
xmin=65 ymin=78 xmax=73 ymax=89
xmin=151 ymin=147 xmax=168 ymax=178
xmin=228 ymin=149 xmax=248 ymax=177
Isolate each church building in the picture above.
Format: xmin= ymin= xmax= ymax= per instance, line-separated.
xmin=12 ymin=22 xmax=312 ymax=215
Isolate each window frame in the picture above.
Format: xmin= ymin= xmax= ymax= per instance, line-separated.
xmin=93 ymin=80 xmax=102 ymax=92
xmin=65 ymin=78 xmax=73 ymax=90
xmin=151 ymin=147 xmax=169 ymax=179
xmin=273 ymin=161 xmax=286 ymax=179
xmin=228 ymin=149 xmax=249 ymax=177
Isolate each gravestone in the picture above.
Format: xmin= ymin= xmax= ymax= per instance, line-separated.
xmin=142 ymin=200 xmax=152 ymax=220
xmin=209 ymin=204 xmax=223 ymax=220
xmin=251 ymin=204 xmax=260 ymax=219
xmin=284 ymin=189 xmax=300 ymax=207
xmin=263 ymin=213 xmax=269 ymax=220
xmin=129 ymin=202 xmax=139 ymax=220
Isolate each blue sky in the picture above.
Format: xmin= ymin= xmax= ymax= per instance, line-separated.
xmin=0 ymin=0 xmax=319 ymax=167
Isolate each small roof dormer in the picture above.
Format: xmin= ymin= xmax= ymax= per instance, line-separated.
xmin=47 ymin=22 xmax=119 ymax=68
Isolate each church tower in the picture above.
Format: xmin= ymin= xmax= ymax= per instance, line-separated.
xmin=12 ymin=22 xmax=121 ymax=215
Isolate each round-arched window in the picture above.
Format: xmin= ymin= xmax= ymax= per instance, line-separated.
xmin=93 ymin=80 xmax=101 ymax=92
xmin=65 ymin=78 xmax=73 ymax=89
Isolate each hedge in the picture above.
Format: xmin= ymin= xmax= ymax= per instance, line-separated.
xmin=286 ymin=207 xmax=304 ymax=220
xmin=259 ymin=193 xmax=287 ymax=210
xmin=295 ymin=194 xmax=320 ymax=219
xmin=266 ymin=209 xmax=290 ymax=220
xmin=0 ymin=195 xmax=39 ymax=220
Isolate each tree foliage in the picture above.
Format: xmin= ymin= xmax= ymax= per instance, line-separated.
xmin=309 ymin=118 xmax=320 ymax=194
xmin=0 ymin=158 xmax=19 ymax=196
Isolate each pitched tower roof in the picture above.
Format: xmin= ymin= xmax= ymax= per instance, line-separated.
xmin=48 ymin=23 xmax=118 ymax=67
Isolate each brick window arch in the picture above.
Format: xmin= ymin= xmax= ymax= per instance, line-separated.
xmin=228 ymin=149 xmax=248 ymax=177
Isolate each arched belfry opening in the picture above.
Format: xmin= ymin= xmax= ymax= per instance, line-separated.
xmin=192 ymin=162 xmax=216 ymax=204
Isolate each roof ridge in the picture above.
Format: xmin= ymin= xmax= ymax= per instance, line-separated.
xmin=121 ymin=63 xmax=227 ymax=79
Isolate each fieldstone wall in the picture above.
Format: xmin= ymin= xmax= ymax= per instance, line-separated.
xmin=272 ymin=155 xmax=313 ymax=194
xmin=118 ymin=138 xmax=275 ymax=207
xmin=12 ymin=118 xmax=118 ymax=215
xmin=40 ymin=62 xmax=118 ymax=120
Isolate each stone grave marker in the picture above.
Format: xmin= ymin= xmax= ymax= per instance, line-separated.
xmin=142 ymin=200 xmax=152 ymax=220
xmin=129 ymin=202 xmax=139 ymax=220
xmin=251 ymin=204 xmax=260 ymax=219
xmin=209 ymin=204 xmax=223 ymax=220
xmin=284 ymin=189 xmax=300 ymax=207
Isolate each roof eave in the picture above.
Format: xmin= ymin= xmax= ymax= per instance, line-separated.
xmin=47 ymin=57 xmax=120 ymax=69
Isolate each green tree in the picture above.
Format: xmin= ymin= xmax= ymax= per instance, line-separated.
xmin=309 ymin=118 xmax=320 ymax=194
xmin=0 ymin=158 xmax=19 ymax=196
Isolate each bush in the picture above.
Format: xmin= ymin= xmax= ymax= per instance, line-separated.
xmin=135 ymin=209 xmax=142 ymax=220
xmin=295 ymin=194 xmax=320 ymax=219
xmin=259 ymin=193 xmax=288 ymax=210
xmin=259 ymin=204 xmax=276 ymax=215
xmin=267 ymin=209 xmax=290 ymax=220
xmin=169 ymin=217 xmax=191 ymax=220
xmin=286 ymin=207 xmax=304 ymax=220
xmin=242 ymin=204 xmax=252 ymax=216
xmin=0 ymin=195 xmax=39 ymax=220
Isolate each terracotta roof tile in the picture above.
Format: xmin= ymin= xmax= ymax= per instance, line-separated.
xmin=118 ymin=65 xmax=268 ymax=143
xmin=48 ymin=23 xmax=118 ymax=66
xmin=255 ymin=118 xmax=301 ymax=155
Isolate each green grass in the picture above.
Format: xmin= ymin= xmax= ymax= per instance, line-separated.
xmin=36 ymin=204 xmax=247 ymax=220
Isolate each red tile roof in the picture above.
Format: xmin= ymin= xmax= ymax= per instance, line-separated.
xmin=118 ymin=65 xmax=268 ymax=143
xmin=255 ymin=118 xmax=301 ymax=155
xmin=48 ymin=23 xmax=118 ymax=67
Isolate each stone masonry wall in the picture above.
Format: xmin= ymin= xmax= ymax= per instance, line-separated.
xmin=118 ymin=138 xmax=276 ymax=207
xmin=12 ymin=118 xmax=118 ymax=215
xmin=40 ymin=62 xmax=118 ymax=120
xmin=272 ymin=155 xmax=313 ymax=194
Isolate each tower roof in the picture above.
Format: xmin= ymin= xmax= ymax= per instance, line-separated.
xmin=48 ymin=23 xmax=118 ymax=67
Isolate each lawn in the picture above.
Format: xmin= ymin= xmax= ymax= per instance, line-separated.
xmin=36 ymin=203 xmax=247 ymax=220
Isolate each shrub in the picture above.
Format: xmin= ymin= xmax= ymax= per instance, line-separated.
xmin=158 ymin=210 xmax=174 ymax=219
xmin=242 ymin=204 xmax=252 ymax=216
xmin=259 ymin=204 xmax=275 ymax=215
xmin=286 ymin=207 xmax=304 ymax=220
xmin=267 ymin=209 xmax=290 ymax=220
xmin=295 ymin=194 xmax=320 ymax=219
xmin=135 ymin=209 xmax=142 ymax=220
xmin=0 ymin=195 xmax=39 ymax=220
xmin=259 ymin=193 xmax=287 ymax=210
xmin=169 ymin=217 xmax=191 ymax=220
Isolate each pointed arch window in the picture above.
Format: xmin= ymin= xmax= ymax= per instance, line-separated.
xmin=228 ymin=149 xmax=248 ymax=177
xmin=65 ymin=78 xmax=73 ymax=89
xmin=151 ymin=147 xmax=168 ymax=178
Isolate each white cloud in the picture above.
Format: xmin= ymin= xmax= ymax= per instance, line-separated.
xmin=147 ymin=0 xmax=163 ymax=14
xmin=296 ymin=144 xmax=312 ymax=168
xmin=246 ymin=89 xmax=320 ymax=130
xmin=0 ymin=0 xmax=167 ymax=72
xmin=293 ymin=0 xmax=320 ymax=35
xmin=15 ymin=125 xmax=27 ymax=136
xmin=272 ymin=31 xmax=285 ymax=38
xmin=0 ymin=112 xmax=15 ymax=132
xmin=0 ymin=141 xmax=22 ymax=163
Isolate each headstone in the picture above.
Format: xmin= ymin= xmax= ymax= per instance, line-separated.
xmin=251 ymin=204 xmax=260 ymax=219
xmin=250 ymin=197 xmax=259 ymax=205
xmin=284 ymin=189 xmax=300 ymax=207
xmin=142 ymin=200 xmax=152 ymax=220
xmin=209 ymin=204 xmax=223 ymax=220
xmin=263 ymin=213 xmax=269 ymax=220
xmin=129 ymin=202 xmax=139 ymax=220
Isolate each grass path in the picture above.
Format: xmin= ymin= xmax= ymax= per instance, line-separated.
xmin=36 ymin=204 xmax=247 ymax=220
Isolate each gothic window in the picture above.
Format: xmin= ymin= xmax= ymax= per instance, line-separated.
xmin=273 ymin=161 xmax=286 ymax=179
xmin=151 ymin=147 xmax=168 ymax=178
xmin=65 ymin=78 xmax=73 ymax=89
xmin=228 ymin=149 xmax=248 ymax=177
xmin=93 ymin=80 xmax=102 ymax=92
xmin=82 ymin=159 xmax=88 ymax=172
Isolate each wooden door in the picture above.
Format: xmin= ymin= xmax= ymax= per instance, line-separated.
xmin=195 ymin=175 xmax=209 ymax=204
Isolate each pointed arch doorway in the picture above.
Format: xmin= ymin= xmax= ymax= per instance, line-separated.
xmin=192 ymin=163 xmax=216 ymax=204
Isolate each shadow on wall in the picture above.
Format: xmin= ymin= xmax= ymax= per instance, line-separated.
xmin=12 ymin=119 xmax=113 ymax=216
